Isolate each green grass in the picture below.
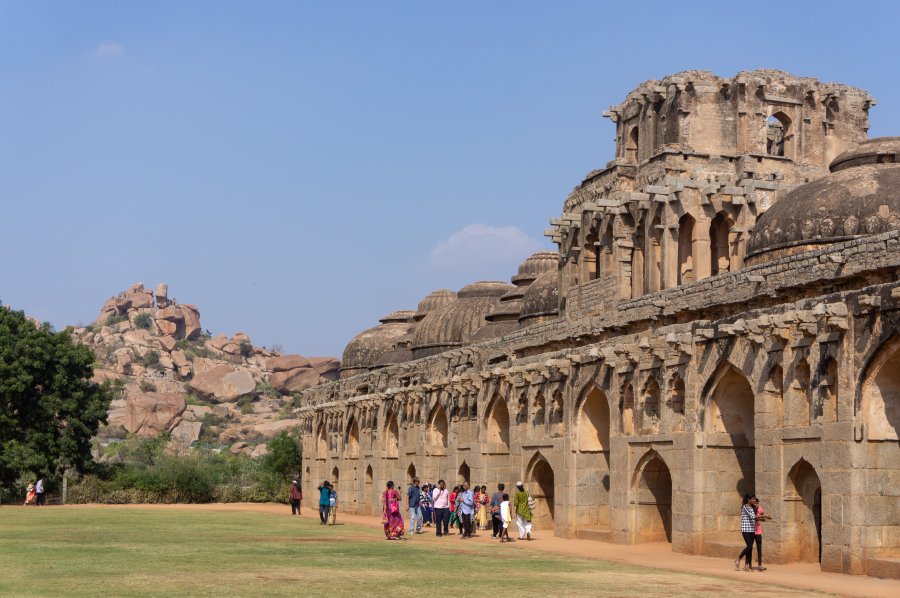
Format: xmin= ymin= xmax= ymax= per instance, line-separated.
xmin=0 ymin=506 xmax=820 ymax=598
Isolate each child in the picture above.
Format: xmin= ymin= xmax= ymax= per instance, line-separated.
xmin=499 ymin=493 xmax=511 ymax=542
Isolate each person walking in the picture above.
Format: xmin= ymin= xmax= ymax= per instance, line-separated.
xmin=499 ymin=493 xmax=512 ymax=542
xmin=432 ymin=480 xmax=451 ymax=537
xmin=490 ymin=483 xmax=505 ymax=538
xmin=289 ymin=480 xmax=303 ymax=516
xmin=317 ymin=480 xmax=332 ymax=525
xmin=35 ymin=477 xmax=45 ymax=506
xmin=450 ymin=486 xmax=461 ymax=534
xmin=460 ymin=482 xmax=475 ymax=538
xmin=477 ymin=485 xmax=490 ymax=530
xmin=407 ymin=477 xmax=423 ymax=534
xmin=754 ymin=495 xmax=771 ymax=571
xmin=382 ymin=481 xmax=405 ymax=540
xmin=513 ymin=481 xmax=533 ymax=541
xmin=420 ymin=482 xmax=433 ymax=527
xmin=735 ymin=494 xmax=758 ymax=571
xmin=328 ymin=485 xmax=338 ymax=525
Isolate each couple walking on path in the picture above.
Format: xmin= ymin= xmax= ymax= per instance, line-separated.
xmin=735 ymin=494 xmax=770 ymax=572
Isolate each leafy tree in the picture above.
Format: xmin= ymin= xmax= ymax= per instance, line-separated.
xmin=262 ymin=431 xmax=302 ymax=479
xmin=0 ymin=305 xmax=113 ymax=488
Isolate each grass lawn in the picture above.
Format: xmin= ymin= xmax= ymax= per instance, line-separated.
xmin=0 ymin=506 xmax=821 ymax=597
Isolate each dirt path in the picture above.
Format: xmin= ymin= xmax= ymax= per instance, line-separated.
xmin=63 ymin=503 xmax=900 ymax=597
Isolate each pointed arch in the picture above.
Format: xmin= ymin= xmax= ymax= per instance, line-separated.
xmin=486 ymin=394 xmax=510 ymax=451
xmin=767 ymin=112 xmax=792 ymax=158
xmin=631 ymin=450 xmax=672 ymax=543
xmin=384 ymin=409 xmax=399 ymax=458
xmin=331 ymin=466 xmax=340 ymax=486
xmin=316 ymin=423 xmax=327 ymax=459
xmin=407 ymin=463 xmax=417 ymax=483
xmin=577 ymin=385 xmax=610 ymax=452
xmin=526 ymin=452 xmax=556 ymax=531
xmin=860 ymin=334 xmax=900 ymax=440
xmin=427 ymin=402 xmax=449 ymax=448
xmin=345 ymin=417 xmax=360 ymax=458
xmin=786 ymin=459 xmax=823 ymax=564
xmin=641 ymin=376 xmax=661 ymax=435
xmin=703 ymin=363 xmax=755 ymax=445
xmin=709 ymin=211 xmax=734 ymax=276
xmin=677 ymin=214 xmax=696 ymax=285
xmin=532 ymin=392 xmax=546 ymax=426
xmin=458 ymin=461 xmax=470 ymax=484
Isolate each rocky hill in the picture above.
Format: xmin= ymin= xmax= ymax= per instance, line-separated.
xmin=70 ymin=283 xmax=338 ymax=456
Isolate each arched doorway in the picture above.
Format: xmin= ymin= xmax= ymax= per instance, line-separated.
xmin=458 ymin=461 xmax=470 ymax=484
xmin=346 ymin=418 xmax=360 ymax=458
xmin=578 ymin=386 xmax=610 ymax=452
xmin=576 ymin=386 xmax=611 ymax=528
xmin=861 ymin=336 xmax=900 ymax=440
xmin=786 ymin=459 xmax=822 ymax=564
xmin=528 ymin=454 xmax=555 ymax=532
xmin=385 ymin=410 xmax=399 ymax=458
xmin=365 ymin=464 xmax=374 ymax=515
xmin=316 ymin=424 xmax=327 ymax=459
xmin=633 ymin=452 xmax=672 ymax=543
xmin=677 ymin=214 xmax=695 ymax=285
xmin=487 ymin=395 xmax=510 ymax=450
xmin=428 ymin=403 xmax=449 ymax=448
xmin=703 ymin=364 xmax=755 ymax=537
xmin=709 ymin=211 xmax=733 ymax=276
xmin=407 ymin=463 xmax=417 ymax=484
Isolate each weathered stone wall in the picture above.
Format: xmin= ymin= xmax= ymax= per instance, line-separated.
xmin=300 ymin=231 xmax=900 ymax=578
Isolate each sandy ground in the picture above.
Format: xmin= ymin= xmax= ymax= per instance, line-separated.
xmin=60 ymin=502 xmax=900 ymax=598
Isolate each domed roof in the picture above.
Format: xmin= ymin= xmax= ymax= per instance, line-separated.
xmin=511 ymin=251 xmax=558 ymax=285
xmin=414 ymin=289 xmax=457 ymax=321
xmin=411 ymin=281 xmax=513 ymax=357
xmin=519 ymin=269 xmax=559 ymax=325
xmin=341 ymin=311 xmax=415 ymax=375
xmin=747 ymin=138 xmax=900 ymax=263
xmin=830 ymin=137 xmax=900 ymax=173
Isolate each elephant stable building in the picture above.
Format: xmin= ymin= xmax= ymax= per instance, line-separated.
xmin=299 ymin=70 xmax=900 ymax=578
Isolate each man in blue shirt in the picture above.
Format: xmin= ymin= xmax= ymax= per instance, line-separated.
xmin=460 ymin=481 xmax=475 ymax=538
xmin=407 ymin=477 xmax=422 ymax=534
xmin=317 ymin=480 xmax=332 ymax=525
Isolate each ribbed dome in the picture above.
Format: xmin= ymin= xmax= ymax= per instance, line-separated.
xmin=414 ymin=289 xmax=457 ymax=321
xmin=340 ymin=311 xmax=416 ymax=378
xmin=747 ymin=138 xmax=900 ymax=264
xmin=519 ymin=269 xmax=559 ymax=327
xmin=512 ymin=251 xmax=558 ymax=284
xmin=411 ymin=281 xmax=513 ymax=358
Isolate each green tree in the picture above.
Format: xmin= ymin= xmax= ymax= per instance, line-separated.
xmin=0 ymin=305 xmax=113 ymax=488
xmin=262 ymin=431 xmax=302 ymax=479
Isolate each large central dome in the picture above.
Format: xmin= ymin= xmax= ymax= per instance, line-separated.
xmin=747 ymin=137 xmax=900 ymax=264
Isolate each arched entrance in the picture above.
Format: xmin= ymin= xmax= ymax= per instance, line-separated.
xmin=528 ymin=454 xmax=555 ymax=532
xmin=365 ymin=464 xmax=374 ymax=515
xmin=703 ymin=363 xmax=755 ymax=537
xmin=633 ymin=452 xmax=672 ymax=543
xmin=346 ymin=418 xmax=360 ymax=458
xmin=578 ymin=386 xmax=610 ymax=452
xmin=458 ymin=461 xmax=470 ymax=484
xmin=576 ymin=386 xmax=612 ymax=529
xmin=487 ymin=396 xmax=510 ymax=450
xmin=316 ymin=424 xmax=327 ymax=459
xmin=407 ymin=463 xmax=416 ymax=484
xmin=385 ymin=411 xmax=399 ymax=458
xmin=786 ymin=459 xmax=822 ymax=564
xmin=428 ymin=403 xmax=449 ymax=448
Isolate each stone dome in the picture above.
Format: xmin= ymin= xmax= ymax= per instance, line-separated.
xmin=340 ymin=311 xmax=416 ymax=378
xmin=511 ymin=251 xmax=558 ymax=285
xmin=411 ymin=281 xmax=513 ymax=358
xmin=747 ymin=137 xmax=900 ymax=264
xmin=519 ymin=269 xmax=559 ymax=327
xmin=413 ymin=289 xmax=457 ymax=321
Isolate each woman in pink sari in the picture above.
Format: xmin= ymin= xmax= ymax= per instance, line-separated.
xmin=382 ymin=481 xmax=405 ymax=540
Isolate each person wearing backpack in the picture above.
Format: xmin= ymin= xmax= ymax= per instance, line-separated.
xmin=513 ymin=481 xmax=534 ymax=540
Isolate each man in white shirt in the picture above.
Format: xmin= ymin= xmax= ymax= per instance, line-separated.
xmin=35 ymin=478 xmax=45 ymax=506
xmin=431 ymin=479 xmax=451 ymax=537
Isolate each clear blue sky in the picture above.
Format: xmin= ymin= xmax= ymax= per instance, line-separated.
xmin=2 ymin=1 xmax=899 ymax=357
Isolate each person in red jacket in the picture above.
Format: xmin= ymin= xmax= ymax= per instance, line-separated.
xmin=289 ymin=480 xmax=303 ymax=516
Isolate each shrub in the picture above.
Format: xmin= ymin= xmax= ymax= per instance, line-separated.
xmin=236 ymin=396 xmax=254 ymax=415
xmin=263 ymin=432 xmax=302 ymax=479
xmin=104 ymin=314 xmax=127 ymax=327
xmin=239 ymin=342 xmax=253 ymax=358
xmin=133 ymin=312 xmax=153 ymax=330
xmin=144 ymin=351 xmax=160 ymax=367
xmin=139 ymin=380 xmax=157 ymax=393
